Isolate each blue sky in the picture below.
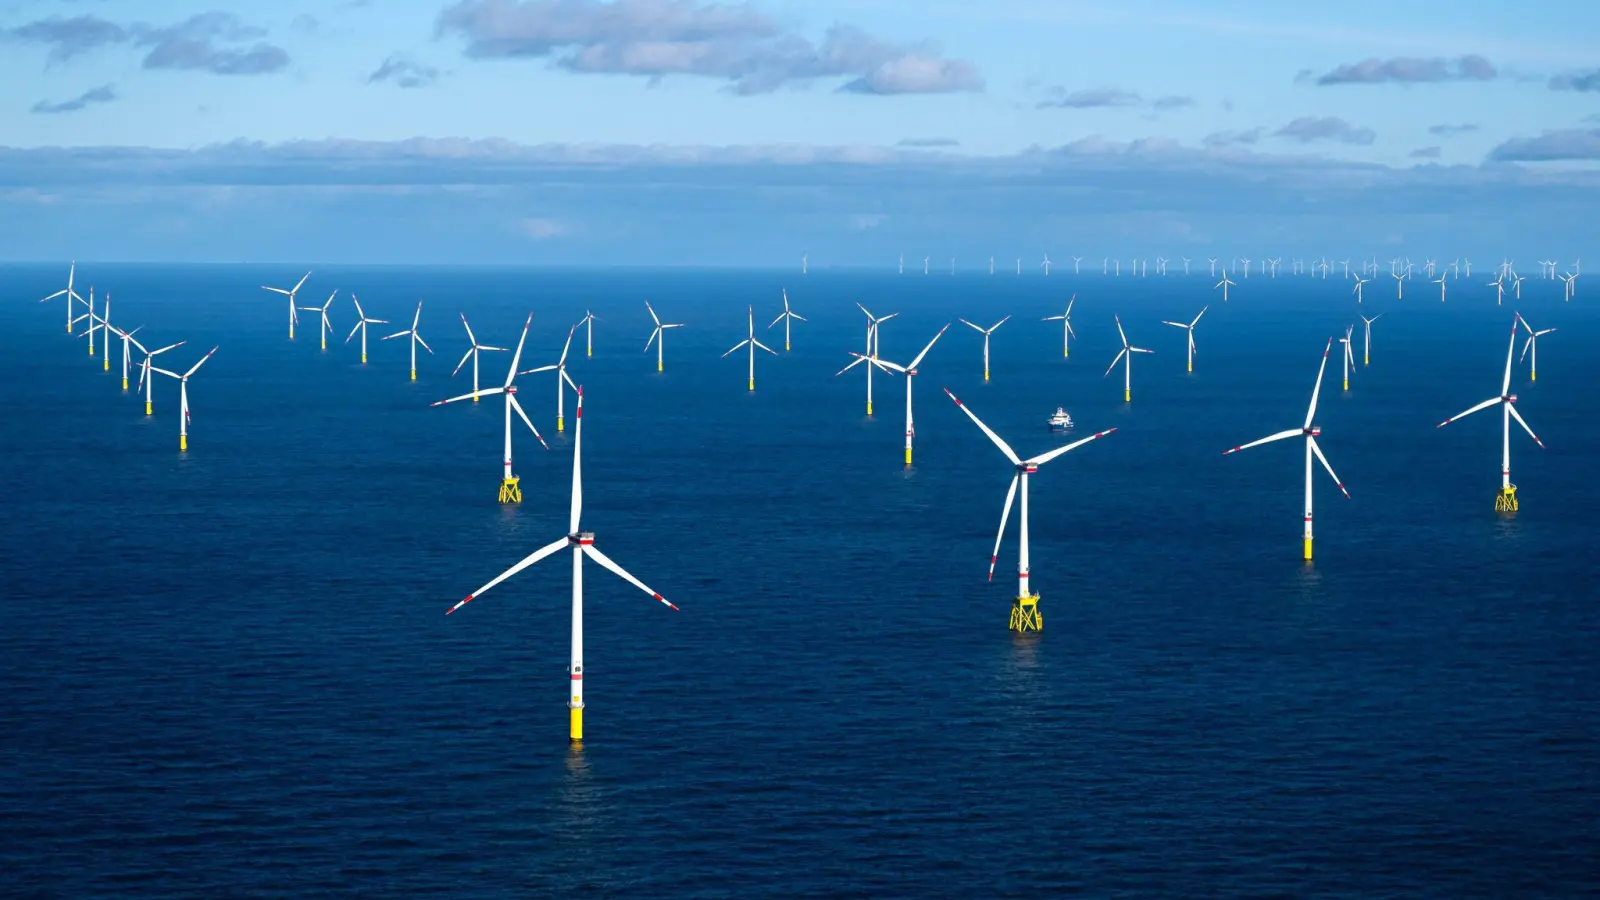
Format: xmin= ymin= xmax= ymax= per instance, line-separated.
xmin=2 ymin=0 xmax=1597 ymax=264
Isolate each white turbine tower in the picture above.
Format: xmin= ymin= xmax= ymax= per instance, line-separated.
xmin=431 ymin=313 xmax=548 ymax=504
xmin=1488 ymin=276 xmax=1506 ymax=306
xmin=1437 ymin=317 xmax=1544 ymax=512
xmin=643 ymin=301 xmax=685 ymax=372
xmin=855 ymin=324 xmax=948 ymax=466
xmin=520 ymin=326 xmax=580 ymax=432
xmin=1160 ymin=305 xmax=1207 ymax=372
xmin=1339 ymin=325 xmax=1355 ymax=391
xmin=577 ymin=310 xmax=598 ymax=357
xmin=1434 ymin=274 xmax=1448 ymax=303
xmin=344 ymin=295 xmax=388 ymax=364
xmin=1359 ymin=313 xmax=1381 ymax=366
xmin=298 ymin=290 xmax=338 ymax=350
xmin=849 ymin=303 xmax=898 ymax=416
xmin=944 ymin=388 xmax=1116 ymax=632
xmin=1104 ymin=315 xmax=1154 ymax=402
xmin=1353 ymin=276 xmax=1369 ymax=304
xmin=1040 ymin=253 xmax=1052 ymax=276
xmin=261 ymin=271 xmax=311 ymax=340
xmin=721 ymin=305 xmax=777 ymax=392
xmin=382 ymin=301 xmax=432 ymax=380
xmin=768 ymin=288 xmax=805 ymax=351
xmin=149 ymin=347 xmax=219 ymax=452
xmin=109 ymin=323 xmax=142 ymax=390
xmin=446 ymin=386 xmax=679 ymax=744
xmin=958 ymin=315 xmax=1010 ymax=382
xmin=133 ymin=337 xmax=185 ymax=415
xmin=1393 ymin=271 xmax=1405 ymax=300
xmin=1517 ymin=314 xmax=1556 ymax=382
xmin=451 ymin=313 xmax=508 ymax=401
xmin=1223 ymin=338 xmax=1349 ymax=561
xmin=40 ymin=261 xmax=86 ymax=333
xmin=1041 ymin=296 xmax=1076 ymax=357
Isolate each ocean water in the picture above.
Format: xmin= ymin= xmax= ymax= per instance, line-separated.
xmin=2 ymin=263 xmax=1597 ymax=897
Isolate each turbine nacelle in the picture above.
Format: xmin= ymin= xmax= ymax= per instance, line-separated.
xmin=1016 ymin=463 xmax=1039 ymax=474
xmin=570 ymin=531 xmax=596 ymax=545
xmin=1506 ymin=394 xmax=1517 ymax=404
xmin=1307 ymin=425 xmax=1321 ymax=437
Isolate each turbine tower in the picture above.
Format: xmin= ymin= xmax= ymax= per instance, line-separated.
xmin=1437 ymin=317 xmax=1544 ymax=513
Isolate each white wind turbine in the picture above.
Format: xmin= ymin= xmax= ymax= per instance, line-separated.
xmin=1559 ymin=272 xmax=1575 ymax=301
xmin=149 ymin=347 xmax=219 ymax=452
xmin=1041 ymin=253 xmax=1052 ymax=275
xmin=721 ymin=305 xmax=777 ymax=392
xmin=1433 ymin=274 xmax=1447 ymax=302
xmin=577 ymin=310 xmax=599 ymax=358
xmin=71 ymin=287 xmax=100 ymax=358
xmin=344 ymin=295 xmax=388 ymax=364
xmin=1359 ymin=313 xmax=1381 ymax=366
xmin=432 ymin=313 xmax=547 ymax=503
xmin=1160 ymin=305 xmax=1207 ymax=372
xmin=923 ymin=256 xmax=930 ymax=275
xmin=446 ymin=385 xmax=678 ymax=744
xmin=1041 ymin=296 xmax=1076 ymax=357
xmin=958 ymin=315 xmax=1010 ymax=382
xmin=97 ymin=292 xmax=115 ymax=369
xmin=1393 ymin=271 xmax=1405 ymax=300
xmin=520 ymin=326 xmax=580 ymax=432
xmin=1207 ymin=258 xmax=1218 ymax=278
xmin=1339 ymin=325 xmax=1355 ymax=390
xmin=643 ymin=300 xmax=685 ymax=372
xmin=298 ymin=291 xmax=338 ymax=350
xmin=801 ymin=253 xmax=807 ymax=275
xmin=452 ymin=313 xmax=507 ymax=401
xmin=1516 ymin=313 xmax=1556 ymax=383
xmin=1182 ymin=257 xmax=1192 ymax=275
xmin=133 ymin=337 xmax=185 ymax=416
xmin=1488 ymin=275 xmax=1506 ymax=306
xmin=1437 ymin=317 xmax=1544 ymax=513
xmin=1104 ymin=315 xmax=1154 ymax=402
xmin=944 ymin=388 xmax=1116 ymax=632
xmin=382 ymin=301 xmax=432 ymax=380
xmin=849 ymin=303 xmax=898 ymax=416
xmin=261 ymin=271 xmax=311 ymax=340
xmin=1072 ymin=256 xmax=1082 ymax=275
xmin=109 ymin=323 xmax=142 ymax=390
xmin=1223 ymin=338 xmax=1349 ymax=561
xmin=40 ymin=261 xmax=86 ymax=333
xmin=1353 ymin=276 xmax=1369 ymax=303
xmin=853 ymin=324 xmax=948 ymax=467
xmin=768 ymin=288 xmax=805 ymax=351
xmin=1215 ymin=271 xmax=1236 ymax=302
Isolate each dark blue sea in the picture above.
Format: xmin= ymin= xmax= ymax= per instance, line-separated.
xmin=3 ymin=264 xmax=1597 ymax=897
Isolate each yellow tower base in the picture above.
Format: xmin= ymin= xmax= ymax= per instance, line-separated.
xmin=361 ymin=352 xmax=367 ymax=364
xmin=905 ymin=447 xmax=912 ymax=467
xmin=88 ymin=344 xmax=94 ymax=356
xmin=1531 ymin=371 xmax=1537 ymax=383
xmin=866 ymin=401 xmax=873 ymax=416
xmin=569 ymin=706 xmax=584 ymax=742
xmin=1364 ymin=354 xmax=1369 ymax=366
xmin=1124 ymin=388 xmax=1131 ymax=402
xmin=410 ymin=369 xmax=417 ymax=381
xmin=1187 ymin=361 xmax=1193 ymax=373
xmin=67 ymin=323 xmax=73 ymax=334
xmin=145 ymin=401 xmax=152 ymax=415
xmin=1496 ymin=484 xmax=1518 ymax=513
xmin=1009 ymin=594 xmax=1042 ymax=632
xmin=657 ymin=360 xmax=663 ymax=372
xmin=122 ymin=377 xmax=128 ymax=391
xmin=557 ymin=416 xmax=565 ymax=432
xmin=104 ymin=358 xmax=109 ymax=371
xmin=1064 ymin=347 xmax=1069 ymax=357
xmin=1303 ymin=538 xmax=1312 ymax=561
xmin=984 ymin=369 xmax=990 ymax=382
xmin=499 ymin=476 xmax=522 ymax=504
xmin=1343 ymin=378 xmax=1349 ymax=391
xmin=180 ymin=435 xmax=187 ymax=452
xmin=785 ymin=341 xmax=790 ymax=351
xmin=747 ymin=379 xmax=754 ymax=392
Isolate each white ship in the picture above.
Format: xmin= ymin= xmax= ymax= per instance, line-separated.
xmin=1047 ymin=407 xmax=1073 ymax=431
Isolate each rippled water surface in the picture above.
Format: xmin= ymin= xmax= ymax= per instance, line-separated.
xmin=3 ymin=264 xmax=1597 ymax=897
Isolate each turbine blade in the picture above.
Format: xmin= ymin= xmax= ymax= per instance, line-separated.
xmin=453 ymin=347 xmax=475 ymax=376
xmin=753 ymin=339 xmax=777 ymax=355
xmin=505 ymin=313 xmax=533 ymax=387
xmin=1223 ymin=428 xmax=1302 ymax=455
xmin=447 ymin=536 xmax=570 ymax=614
xmin=561 ymin=368 xmax=578 ymax=391
xmin=431 ymin=387 xmax=503 ymax=406
xmin=722 ymin=340 xmax=750 ymax=358
xmin=1026 ymin=427 xmax=1117 ymax=466
xmin=988 ymin=475 xmax=1019 ymax=582
xmin=183 ymin=346 xmax=218 ymax=378
xmin=1436 ymin=397 xmax=1500 ymax=427
xmin=569 ymin=387 xmax=583 ymax=531
xmin=1103 ymin=348 xmax=1126 ymax=377
xmin=582 ymin=544 xmax=678 ymax=610
xmin=460 ymin=313 xmax=477 ymax=346
xmin=907 ymin=323 xmax=949 ymax=370
xmin=1307 ymin=437 xmax=1350 ymax=498
xmin=509 ymin=393 xmax=548 ymax=448
xmin=1506 ymin=403 xmax=1544 ymax=448
xmin=1305 ymin=338 xmax=1333 ymax=429
xmin=1501 ymin=318 xmax=1516 ymax=395
xmin=834 ymin=356 xmax=868 ymax=376
xmin=416 ymin=334 xmax=433 ymax=355
xmin=943 ymin=388 xmax=1022 ymax=465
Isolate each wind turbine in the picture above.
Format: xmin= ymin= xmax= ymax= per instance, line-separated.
xmin=768 ymin=288 xmax=806 ymax=351
xmin=382 ymin=301 xmax=432 ymax=380
xmin=854 ymin=325 xmax=947 ymax=467
xmin=721 ymin=305 xmax=777 ymax=392
xmin=899 ymin=254 xmax=905 ymax=275
xmin=344 ymin=295 xmax=388 ymax=364
xmin=944 ymin=388 xmax=1116 ymax=632
xmin=97 ymin=293 xmax=114 ymax=369
xmin=1104 ymin=315 xmax=1154 ymax=402
xmin=958 ymin=316 xmax=1010 ymax=382
xmin=71 ymin=287 xmax=100 ymax=357
xmin=1072 ymin=256 xmax=1082 ymax=275
xmin=1437 ymin=317 xmax=1544 ymax=513
xmin=133 ymin=337 xmax=185 ymax=416
xmin=1216 ymin=271 xmax=1236 ymax=302
xmin=40 ymin=261 xmax=86 ymax=333
xmin=148 ymin=347 xmax=219 ymax=452
xmin=1353 ymin=276 xmax=1369 ymax=303
xmin=801 ymin=253 xmax=807 ymax=275
xmin=923 ymin=256 xmax=930 ymax=275
xmin=1559 ymin=272 xmax=1575 ymax=301
xmin=643 ymin=301 xmax=684 ymax=372
xmin=432 ymin=314 xmax=548 ymax=503
xmin=1359 ymin=314 xmax=1381 ymax=366
xmin=298 ymin=291 xmax=338 ymax=350
xmin=1516 ymin=313 xmax=1556 ymax=382
xmin=1222 ymin=338 xmax=1349 ymax=561
xmin=1182 ymin=257 xmax=1192 ymax=275
xmin=261 ymin=271 xmax=311 ymax=340
xmin=452 ymin=313 xmax=508 ymax=401
xmin=577 ymin=310 xmax=598 ymax=357
xmin=1393 ymin=271 xmax=1405 ymax=300
xmin=1160 ymin=305 xmax=1207 ymax=372
xmin=446 ymin=385 xmax=678 ymax=745
xmin=1041 ymin=253 xmax=1052 ymax=276
xmin=1434 ymin=274 xmax=1448 ymax=303
xmin=1339 ymin=325 xmax=1355 ymax=390
xmin=109 ymin=323 xmax=142 ymax=390
xmin=1240 ymin=257 xmax=1251 ymax=278
xmin=852 ymin=303 xmax=898 ymax=414
xmin=1207 ymin=258 xmax=1218 ymax=278
xmin=1488 ymin=276 xmax=1506 ymax=306
xmin=1041 ymin=296 xmax=1076 ymax=357
xmin=520 ymin=326 xmax=580 ymax=431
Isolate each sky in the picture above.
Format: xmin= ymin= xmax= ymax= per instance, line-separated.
xmin=1 ymin=0 xmax=1597 ymax=264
